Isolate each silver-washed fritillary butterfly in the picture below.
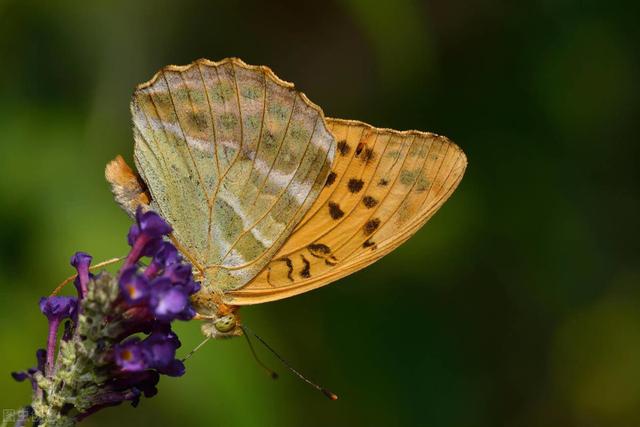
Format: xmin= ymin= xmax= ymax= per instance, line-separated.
xmin=106 ymin=58 xmax=467 ymax=342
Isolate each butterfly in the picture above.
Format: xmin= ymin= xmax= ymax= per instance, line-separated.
xmin=106 ymin=58 xmax=467 ymax=341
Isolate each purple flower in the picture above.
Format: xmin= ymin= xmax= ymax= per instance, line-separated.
xmin=39 ymin=296 xmax=77 ymax=375
xmin=143 ymin=330 xmax=185 ymax=377
xmin=114 ymin=329 xmax=184 ymax=377
xmin=114 ymin=338 xmax=148 ymax=372
xmin=162 ymin=259 xmax=200 ymax=294
xmin=39 ymin=296 xmax=77 ymax=322
xmin=124 ymin=209 xmax=173 ymax=268
xmin=108 ymin=370 xmax=160 ymax=399
xmin=144 ymin=242 xmax=180 ymax=278
xmin=70 ymin=252 xmax=92 ymax=298
xmin=130 ymin=208 xmax=173 ymax=243
xmin=179 ymin=275 xmax=201 ymax=295
xmin=158 ymin=358 xmax=185 ymax=377
xmin=154 ymin=241 xmax=180 ymax=266
xmin=148 ymin=278 xmax=194 ymax=321
xmin=119 ymin=267 xmax=149 ymax=303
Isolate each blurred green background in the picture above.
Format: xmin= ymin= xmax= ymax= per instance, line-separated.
xmin=1 ymin=0 xmax=638 ymax=426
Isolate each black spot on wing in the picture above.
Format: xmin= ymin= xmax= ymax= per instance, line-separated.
xmin=355 ymin=142 xmax=364 ymax=156
xmin=308 ymin=243 xmax=331 ymax=257
xmin=187 ymin=111 xmax=209 ymax=131
xmin=361 ymin=147 xmax=375 ymax=163
xmin=328 ymin=202 xmax=344 ymax=219
xmin=362 ymin=196 xmax=378 ymax=208
xmin=300 ymin=255 xmax=311 ymax=278
xmin=337 ymin=140 xmax=351 ymax=156
xmin=308 ymin=243 xmax=338 ymax=266
xmin=266 ymin=266 xmax=274 ymax=286
xmin=283 ymin=258 xmax=294 ymax=281
xmin=378 ymin=178 xmax=389 ymax=187
xmin=325 ymin=256 xmax=338 ymax=266
xmin=363 ymin=218 xmax=381 ymax=235
xmin=324 ymin=171 xmax=337 ymax=187
xmin=363 ymin=239 xmax=377 ymax=249
xmin=264 ymin=130 xmax=277 ymax=148
xmin=348 ymin=178 xmax=364 ymax=193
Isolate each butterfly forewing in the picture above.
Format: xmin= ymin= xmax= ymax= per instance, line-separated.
xmin=225 ymin=119 xmax=467 ymax=305
xmin=130 ymin=58 xmax=336 ymax=293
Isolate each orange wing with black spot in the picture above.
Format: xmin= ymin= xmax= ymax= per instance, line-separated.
xmin=224 ymin=118 xmax=467 ymax=305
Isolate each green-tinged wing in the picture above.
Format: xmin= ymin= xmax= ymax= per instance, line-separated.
xmin=130 ymin=58 xmax=336 ymax=292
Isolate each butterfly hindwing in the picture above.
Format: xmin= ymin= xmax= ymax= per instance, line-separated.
xmin=225 ymin=119 xmax=467 ymax=305
xmin=128 ymin=58 xmax=336 ymax=293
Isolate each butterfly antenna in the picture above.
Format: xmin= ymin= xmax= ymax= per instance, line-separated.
xmin=182 ymin=337 xmax=211 ymax=362
xmin=50 ymin=256 xmax=126 ymax=296
xmin=240 ymin=325 xmax=338 ymax=401
xmin=243 ymin=330 xmax=279 ymax=380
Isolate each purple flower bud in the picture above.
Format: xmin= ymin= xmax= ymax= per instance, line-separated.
xmin=119 ymin=267 xmax=149 ymax=303
xmin=11 ymin=349 xmax=47 ymax=393
xmin=11 ymin=371 xmax=30 ymax=382
xmin=70 ymin=252 xmax=92 ymax=298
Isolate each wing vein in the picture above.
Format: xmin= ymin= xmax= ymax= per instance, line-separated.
xmin=214 ymin=135 xmax=333 ymax=270
xmin=218 ymin=115 xmax=320 ymax=265
xmin=291 ymin=125 xmax=360 ymax=232
xmin=230 ymin=62 xmax=245 ymax=160
xmin=142 ymin=92 xmax=201 ymax=266
xmin=163 ymin=72 xmax=209 ymax=202
xmin=196 ymin=63 xmax=220 ymax=177
xmin=251 ymin=94 xmax=298 ymax=205
xmin=336 ymin=137 xmax=445 ymax=261
xmin=196 ymin=63 xmax=220 ymax=254
xmin=239 ymin=69 xmax=268 ymax=195
xmin=277 ymin=132 xmax=403 ymax=257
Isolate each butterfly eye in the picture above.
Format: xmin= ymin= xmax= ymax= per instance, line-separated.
xmin=214 ymin=315 xmax=236 ymax=333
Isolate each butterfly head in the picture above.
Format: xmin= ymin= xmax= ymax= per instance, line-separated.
xmin=200 ymin=312 xmax=242 ymax=339
xmin=191 ymin=293 xmax=243 ymax=339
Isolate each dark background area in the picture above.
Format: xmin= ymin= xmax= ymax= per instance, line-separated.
xmin=1 ymin=1 xmax=638 ymax=426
